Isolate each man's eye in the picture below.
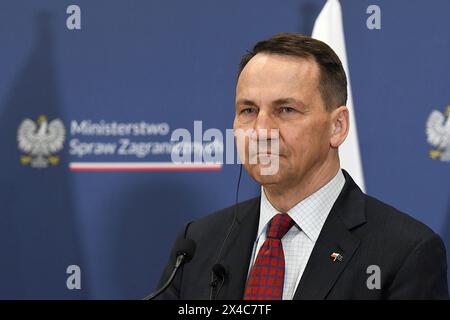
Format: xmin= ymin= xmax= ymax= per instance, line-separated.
xmin=280 ymin=106 xmax=295 ymax=113
xmin=241 ymin=108 xmax=256 ymax=115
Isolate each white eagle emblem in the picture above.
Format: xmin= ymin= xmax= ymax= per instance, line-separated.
xmin=17 ymin=115 xmax=66 ymax=168
xmin=426 ymin=106 xmax=450 ymax=162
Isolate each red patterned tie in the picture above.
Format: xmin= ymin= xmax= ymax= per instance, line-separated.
xmin=244 ymin=213 xmax=295 ymax=300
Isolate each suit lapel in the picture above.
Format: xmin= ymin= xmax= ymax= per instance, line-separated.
xmin=216 ymin=198 xmax=260 ymax=299
xmin=293 ymin=214 xmax=361 ymax=299
xmin=293 ymin=170 xmax=366 ymax=299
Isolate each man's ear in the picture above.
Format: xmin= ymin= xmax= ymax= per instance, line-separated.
xmin=330 ymin=106 xmax=349 ymax=148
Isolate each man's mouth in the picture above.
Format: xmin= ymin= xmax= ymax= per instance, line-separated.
xmin=253 ymin=151 xmax=280 ymax=156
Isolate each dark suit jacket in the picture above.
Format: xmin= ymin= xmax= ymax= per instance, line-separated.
xmin=156 ymin=170 xmax=448 ymax=299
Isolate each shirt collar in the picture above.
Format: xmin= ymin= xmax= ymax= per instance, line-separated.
xmin=258 ymin=169 xmax=346 ymax=242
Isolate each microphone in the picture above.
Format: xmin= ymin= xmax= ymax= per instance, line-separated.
xmin=210 ymin=263 xmax=226 ymax=293
xmin=212 ymin=263 xmax=226 ymax=280
xmin=143 ymin=238 xmax=196 ymax=300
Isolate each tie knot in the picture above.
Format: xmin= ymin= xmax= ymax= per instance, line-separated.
xmin=267 ymin=213 xmax=294 ymax=239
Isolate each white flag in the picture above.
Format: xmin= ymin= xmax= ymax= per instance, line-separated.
xmin=312 ymin=0 xmax=365 ymax=191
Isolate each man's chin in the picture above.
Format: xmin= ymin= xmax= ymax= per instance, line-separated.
xmin=246 ymin=164 xmax=283 ymax=185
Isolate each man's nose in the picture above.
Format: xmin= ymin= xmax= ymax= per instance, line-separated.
xmin=253 ymin=111 xmax=278 ymax=141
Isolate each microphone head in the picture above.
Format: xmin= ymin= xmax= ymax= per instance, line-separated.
xmin=176 ymin=238 xmax=196 ymax=263
xmin=212 ymin=263 xmax=226 ymax=278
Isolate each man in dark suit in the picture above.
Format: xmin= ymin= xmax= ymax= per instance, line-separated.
xmin=156 ymin=33 xmax=448 ymax=299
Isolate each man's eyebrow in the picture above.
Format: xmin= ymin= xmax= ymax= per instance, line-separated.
xmin=271 ymin=97 xmax=307 ymax=107
xmin=235 ymin=99 xmax=258 ymax=107
xmin=235 ymin=97 xmax=308 ymax=109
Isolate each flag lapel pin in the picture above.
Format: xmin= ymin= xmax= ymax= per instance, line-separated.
xmin=330 ymin=252 xmax=344 ymax=262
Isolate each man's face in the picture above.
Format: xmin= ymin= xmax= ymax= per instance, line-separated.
xmin=234 ymin=53 xmax=334 ymax=188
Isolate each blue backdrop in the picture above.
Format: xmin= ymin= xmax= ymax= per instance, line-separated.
xmin=0 ymin=0 xmax=449 ymax=299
